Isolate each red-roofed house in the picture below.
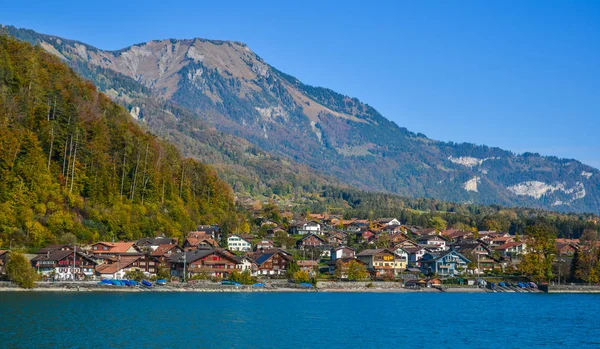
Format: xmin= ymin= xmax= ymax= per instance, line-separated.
xmin=89 ymin=242 xmax=139 ymax=255
xmin=495 ymin=242 xmax=527 ymax=256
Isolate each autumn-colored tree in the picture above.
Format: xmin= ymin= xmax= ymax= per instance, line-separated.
xmin=6 ymin=252 xmax=38 ymax=289
xmin=518 ymin=225 xmax=556 ymax=282
xmin=347 ymin=260 xmax=368 ymax=281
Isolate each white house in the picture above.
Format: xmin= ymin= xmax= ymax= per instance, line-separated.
xmin=331 ymin=246 xmax=356 ymax=261
xmin=228 ymin=234 xmax=252 ymax=252
xmin=378 ymin=218 xmax=401 ymax=226
xmin=416 ymin=235 xmax=448 ymax=252
xmin=291 ymin=221 xmax=322 ymax=235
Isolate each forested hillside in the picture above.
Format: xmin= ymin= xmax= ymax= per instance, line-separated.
xmin=0 ymin=36 xmax=236 ymax=249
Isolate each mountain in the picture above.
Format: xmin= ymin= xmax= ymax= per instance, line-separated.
xmin=0 ymin=35 xmax=237 ymax=249
xmin=3 ymin=25 xmax=599 ymax=214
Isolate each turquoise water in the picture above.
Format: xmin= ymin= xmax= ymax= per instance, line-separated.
xmin=1 ymin=292 xmax=599 ymax=348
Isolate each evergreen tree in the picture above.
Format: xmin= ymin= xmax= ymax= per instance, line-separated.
xmin=569 ymin=249 xmax=581 ymax=282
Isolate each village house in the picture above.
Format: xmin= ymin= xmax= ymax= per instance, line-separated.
xmin=228 ymin=234 xmax=253 ymax=252
xmin=297 ymin=260 xmax=318 ymax=274
xmin=150 ymin=244 xmax=184 ymax=266
xmin=31 ymin=246 xmax=97 ymax=281
xmin=290 ymin=221 xmax=322 ymax=235
xmin=377 ymin=218 xmax=402 ymax=226
xmin=326 ymin=231 xmax=348 ymax=246
xmin=346 ymin=222 xmax=369 ymax=233
xmin=556 ymin=242 xmax=578 ymax=257
xmin=135 ymin=236 xmax=178 ymax=251
xmin=476 ymin=255 xmax=503 ymax=273
xmin=381 ymin=225 xmax=406 ymax=234
xmin=449 ymin=240 xmax=492 ymax=256
xmin=190 ymin=226 xmax=221 ymax=240
xmin=443 ymin=230 xmax=475 ymax=242
xmin=420 ymin=250 xmax=470 ymax=277
xmin=248 ymin=249 xmax=294 ymax=276
xmin=494 ymin=242 xmax=528 ymax=256
xmin=416 ymin=235 xmax=448 ymax=252
xmin=327 ymin=257 xmax=367 ymax=278
xmin=169 ymin=249 xmax=242 ymax=279
xmin=405 ymin=246 xmax=430 ymax=267
xmin=95 ymin=254 xmax=158 ymax=280
xmin=183 ymin=235 xmax=218 ymax=250
xmin=413 ymin=228 xmax=438 ymax=236
xmin=88 ymin=242 xmax=140 ymax=255
xmin=296 ymin=234 xmax=326 ymax=249
xmin=356 ymin=249 xmax=404 ymax=279
xmin=490 ymin=236 xmax=515 ymax=247
xmin=389 ymin=246 xmax=409 ymax=270
xmin=256 ymin=240 xmax=275 ymax=251
xmin=330 ymin=246 xmax=356 ymax=261
xmin=265 ymin=227 xmax=287 ymax=239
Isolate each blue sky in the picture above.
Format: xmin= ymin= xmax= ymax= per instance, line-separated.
xmin=2 ymin=0 xmax=599 ymax=168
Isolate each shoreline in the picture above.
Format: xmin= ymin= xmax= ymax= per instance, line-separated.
xmin=3 ymin=282 xmax=599 ymax=293
xmin=0 ymin=285 xmax=489 ymax=293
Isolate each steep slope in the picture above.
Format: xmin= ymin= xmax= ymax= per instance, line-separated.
xmin=0 ymin=35 xmax=236 ymax=249
xmin=4 ymin=25 xmax=599 ymax=214
xmin=0 ymin=26 xmax=341 ymax=202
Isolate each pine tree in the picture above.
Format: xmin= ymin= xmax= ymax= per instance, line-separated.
xmin=569 ymin=249 xmax=580 ymax=283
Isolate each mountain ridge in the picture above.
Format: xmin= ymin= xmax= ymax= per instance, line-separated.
xmin=3 ymin=24 xmax=598 ymax=214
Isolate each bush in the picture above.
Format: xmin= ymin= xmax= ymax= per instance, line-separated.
xmin=292 ymin=270 xmax=310 ymax=283
xmin=229 ymin=270 xmax=256 ymax=285
xmin=6 ymin=252 xmax=38 ymax=289
xmin=125 ymin=270 xmax=146 ymax=281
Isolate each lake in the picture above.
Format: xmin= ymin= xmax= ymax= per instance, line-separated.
xmin=1 ymin=292 xmax=599 ymax=348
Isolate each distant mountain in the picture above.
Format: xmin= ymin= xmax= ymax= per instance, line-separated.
xmin=4 ymin=25 xmax=599 ymax=214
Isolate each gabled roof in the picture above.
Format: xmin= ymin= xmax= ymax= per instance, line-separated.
xmin=136 ymin=237 xmax=178 ymax=247
xmin=413 ymin=228 xmax=437 ymax=236
xmin=229 ymin=234 xmax=253 ymax=243
xmin=422 ymin=250 xmax=470 ymax=263
xmin=31 ymin=249 xmax=96 ymax=265
xmin=37 ymin=244 xmax=73 ymax=254
xmin=95 ymin=256 xmax=142 ymax=274
xmin=185 ymin=237 xmax=218 ymax=247
xmin=249 ymin=249 xmax=293 ymax=266
xmin=297 ymin=234 xmax=326 ymax=243
xmin=356 ymin=248 xmax=394 ymax=257
xmin=151 ymin=244 xmax=181 ymax=257
xmin=90 ymin=242 xmax=138 ymax=254
xmin=169 ymin=248 xmax=240 ymax=265
xmin=417 ymin=235 xmax=447 ymax=242
xmin=495 ymin=242 xmax=525 ymax=250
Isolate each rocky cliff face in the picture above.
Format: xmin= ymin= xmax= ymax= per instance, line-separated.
xmin=4 ymin=25 xmax=599 ymax=213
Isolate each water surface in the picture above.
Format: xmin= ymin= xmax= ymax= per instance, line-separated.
xmin=1 ymin=292 xmax=599 ymax=348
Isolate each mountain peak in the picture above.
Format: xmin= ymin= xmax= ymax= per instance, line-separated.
xmin=3 ymin=24 xmax=599 ymax=214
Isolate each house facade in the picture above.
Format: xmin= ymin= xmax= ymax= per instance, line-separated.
xmin=228 ymin=234 xmax=252 ymax=252
xmin=331 ymin=246 xmax=356 ymax=261
xmin=420 ymin=250 xmax=470 ymax=277
xmin=291 ymin=221 xmax=322 ymax=235
xmin=356 ymin=249 xmax=403 ymax=279
xmin=31 ymin=247 xmax=97 ymax=281
xmin=249 ymin=249 xmax=294 ymax=276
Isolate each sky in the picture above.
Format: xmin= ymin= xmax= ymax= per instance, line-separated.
xmin=2 ymin=0 xmax=599 ymax=169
